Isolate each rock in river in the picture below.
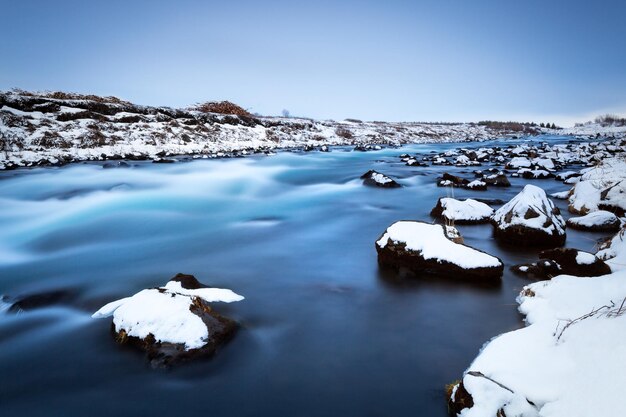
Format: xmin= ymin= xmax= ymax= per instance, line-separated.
xmin=566 ymin=210 xmax=622 ymax=232
xmin=512 ymin=248 xmax=611 ymax=278
xmin=492 ymin=184 xmax=566 ymax=247
xmin=360 ymin=170 xmax=401 ymax=188
xmin=92 ymin=273 xmax=244 ymax=368
xmin=430 ymin=198 xmax=494 ymax=224
xmin=376 ymin=221 xmax=503 ymax=280
xmin=437 ymin=172 xmax=469 ymax=188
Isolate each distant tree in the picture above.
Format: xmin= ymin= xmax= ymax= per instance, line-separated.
xmin=540 ymin=122 xmax=545 ymax=128
xmin=281 ymin=109 xmax=290 ymax=118
xmin=551 ymin=123 xmax=556 ymax=129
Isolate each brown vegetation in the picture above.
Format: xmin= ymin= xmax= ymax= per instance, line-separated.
xmin=12 ymin=88 xmax=130 ymax=105
xmin=478 ymin=120 xmax=540 ymax=133
xmin=194 ymin=101 xmax=252 ymax=117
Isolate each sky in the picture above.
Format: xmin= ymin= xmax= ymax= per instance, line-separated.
xmin=1 ymin=0 xmax=625 ymax=126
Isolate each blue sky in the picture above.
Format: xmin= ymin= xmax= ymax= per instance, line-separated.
xmin=1 ymin=0 xmax=625 ymax=125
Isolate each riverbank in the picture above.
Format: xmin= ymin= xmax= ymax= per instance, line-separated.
xmin=4 ymin=90 xmax=624 ymax=170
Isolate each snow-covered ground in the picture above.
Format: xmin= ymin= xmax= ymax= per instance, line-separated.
xmin=453 ymin=268 xmax=626 ymax=417
xmin=0 ymin=91 xmax=512 ymax=169
xmin=3 ymin=90 xmax=624 ymax=170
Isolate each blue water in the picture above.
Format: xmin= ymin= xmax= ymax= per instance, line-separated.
xmin=0 ymin=136 xmax=606 ymax=416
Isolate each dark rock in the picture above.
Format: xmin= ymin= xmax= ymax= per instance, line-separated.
xmin=6 ymin=289 xmax=78 ymax=313
xmin=447 ymin=380 xmax=474 ymax=416
xmin=513 ymin=248 xmax=611 ymax=278
xmin=437 ymin=172 xmax=469 ymax=187
xmin=170 ymin=273 xmax=206 ymax=289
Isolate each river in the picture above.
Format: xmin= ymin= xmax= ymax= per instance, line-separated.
xmin=0 ymin=135 xmax=602 ymax=416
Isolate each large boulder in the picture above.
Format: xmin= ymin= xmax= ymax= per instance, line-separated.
xmin=568 ymin=158 xmax=626 ymax=216
xmin=92 ymin=273 xmax=244 ymax=368
xmin=512 ymin=248 xmax=611 ymax=278
xmin=566 ymin=210 xmax=622 ymax=232
xmin=492 ymin=184 xmax=566 ymax=247
xmin=376 ymin=221 xmax=503 ymax=280
xmin=430 ymin=198 xmax=494 ymax=224
xmin=360 ymin=170 xmax=401 ymax=188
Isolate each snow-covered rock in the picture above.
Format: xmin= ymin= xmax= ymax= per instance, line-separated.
xmin=506 ymin=157 xmax=532 ymax=169
xmin=92 ymin=273 xmax=244 ymax=367
xmin=597 ymin=226 xmax=626 ymax=272
xmin=550 ymin=190 xmax=570 ymax=200
xmin=566 ymin=210 xmax=622 ymax=232
xmin=492 ymin=184 xmax=566 ymax=247
xmin=568 ymin=158 xmax=626 ymax=216
xmin=430 ymin=198 xmax=494 ymax=224
xmin=555 ymin=171 xmax=580 ymax=182
xmin=519 ymin=168 xmax=554 ymax=179
xmin=449 ymin=269 xmax=626 ymax=417
xmin=360 ymin=170 xmax=401 ymax=188
xmin=376 ymin=221 xmax=503 ymax=280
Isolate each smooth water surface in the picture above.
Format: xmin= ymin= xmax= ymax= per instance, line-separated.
xmin=0 ymin=137 xmax=606 ymax=417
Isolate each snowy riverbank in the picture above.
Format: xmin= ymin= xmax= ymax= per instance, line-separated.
xmin=3 ymin=90 xmax=624 ymax=170
xmin=449 ymin=155 xmax=626 ymax=417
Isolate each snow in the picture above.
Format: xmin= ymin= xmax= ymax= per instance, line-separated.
xmin=568 ymin=158 xmax=626 ymax=214
xmin=92 ymin=281 xmax=244 ymax=350
xmin=492 ymin=184 xmax=565 ymax=234
xmin=550 ymin=190 xmax=570 ymax=200
xmin=568 ymin=180 xmax=601 ymax=213
xmin=597 ymin=228 xmax=626 ymax=272
xmin=436 ymin=198 xmax=494 ymax=222
xmin=508 ymin=157 xmax=532 ymax=168
xmin=466 ymin=179 xmax=487 ymax=189
xmin=376 ymin=221 xmax=502 ymax=268
xmin=532 ymin=158 xmax=555 ymax=171
xmin=458 ymin=270 xmax=626 ymax=417
xmin=575 ymin=251 xmax=596 ymax=265
xmin=0 ymin=91 xmax=540 ymax=168
xmin=371 ymin=172 xmax=392 ymax=184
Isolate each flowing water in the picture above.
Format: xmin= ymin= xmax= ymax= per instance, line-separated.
xmin=0 ymin=136 xmax=605 ymax=416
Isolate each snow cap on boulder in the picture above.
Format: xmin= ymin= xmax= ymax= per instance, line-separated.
xmin=430 ymin=198 xmax=494 ymax=224
xmin=93 ymin=273 xmax=244 ymax=367
xmin=376 ymin=221 xmax=503 ymax=280
xmin=360 ymin=170 xmax=401 ymax=188
xmin=492 ymin=184 xmax=566 ymax=247
xmin=567 ymin=210 xmax=622 ymax=232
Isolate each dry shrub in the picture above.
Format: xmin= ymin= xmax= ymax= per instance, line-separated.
xmin=335 ymin=126 xmax=354 ymax=139
xmin=12 ymin=89 xmax=130 ymax=105
xmin=194 ymin=101 xmax=252 ymax=117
